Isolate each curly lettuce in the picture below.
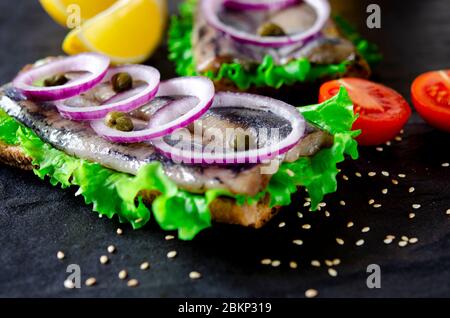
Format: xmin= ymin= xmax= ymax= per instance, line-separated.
xmin=0 ymin=88 xmax=357 ymax=239
xmin=168 ymin=0 xmax=380 ymax=90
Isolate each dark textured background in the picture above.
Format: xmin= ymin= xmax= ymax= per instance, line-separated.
xmin=0 ymin=0 xmax=449 ymax=298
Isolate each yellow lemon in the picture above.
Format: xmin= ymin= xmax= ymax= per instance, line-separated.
xmin=39 ymin=0 xmax=117 ymax=27
xmin=62 ymin=0 xmax=167 ymax=64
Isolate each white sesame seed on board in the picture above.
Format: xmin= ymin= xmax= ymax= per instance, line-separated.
xmin=409 ymin=187 xmax=415 ymax=193
xmin=325 ymin=260 xmax=333 ymax=267
xmin=400 ymin=129 xmax=405 ymax=134
xmin=140 ymin=262 xmax=150 ymax=270
xmin=409 ymin=237 xmax=419 ymax=244
xmin=57 ymin=251 xmax=65 ymax=260
xmin=398 ymin=174 xmax=406 ymax=178
xmin=409 ymin=213 xmax=416 ymax=219
xmin=278 ymin=222 xmax=286 ymax=228
xmin=116 ymin=228 xmax=123 ymax=235
xmin=99 ymin=255 xmax=109 ymax=265
xmin=347 ymin=221 xmax=354 ymax=228
xmin=303 ymin=201 xmax=311 ymax=207
xmin=311 ymin=260 xmax=321 ymax=267
xmin=305 ymin=289 xmax=318 ymax=298
xmin=118 ymin=270 xmax=128 ymax=280
xmin=368 ymin=172 xmax=377 ymax=177
xmin=85 ymin=277 xmax=96 ymax=287
xmin=392 ymin=179 xmax=399 ymax=185
xmin=442 ymin=162 xmax=449 ymax=167
xmin=107 ymin=245 xmax=116 ymax=254
xmin=362 ymin=227 xmax=370 ymax=233
xmin=381 ymin=171 xmax=389 ymax=177
xmin=305 ymin=197 xmax=311 ymax=202
xmin=383 ymin=238 xmax=393 ymax=244
xmin=271 ymin=260 xmax=281 ymax=267
xmin=189 ymin=271 xmax=202 ymax=280
xmin=165 ymin=235 xmax=175 ymax=241
xmin=401 ymin=236 xmax=409 ymax=241
xmin=292 ymin=239 xmax=303 ymax=246
xmin=289 ymin=261 xmax=298 ymax=269
xmin=325 ymin=211 xmax=331 ymax=217
xmin=368 ymin=199 xmax=375 ymax=205
xmin=64 ymin=279 xmax=75 ymax=289
xmin=297 ymin=212 xmax=303 ymax=218
xmin=382 ymin=188 xmax=388 ymax=194
xmin=386 ymin=235 xmax=396 ymax=240
xmin=412 ymin=204 xmax=421 ymax=210
xmin=339 ymin=200 xmax=346 ymax=206
xmin=373 ymin=204 xmax=382 ymax=208
xmin=328 ymin=268 xmax=338 ymax=277
xmin=336 ymin=238 xmax=345 ymax=245
xmin=127 ymin=279 xmax=139 ymax=287
xmin=261 ymin=258 xmax=271 ymax=265
xmin=342 ymin=175 xmax=349 ymax=181
xmin=376 ymin=147 xmax=383 ymax=152
xmin=167 ymin=251 xmax=178 ymax=259
xmin=386 ymin=141 xmax=392 ymax=146
xmin=355 ymin=172 xmax=362 ymax=178
xmin=446 ymin=209 xmax=450 ymax=215
xmin=356 ymin=239 xmax=365 ymax=246
xmin=398 ymin=241 xmax=408 ymax=247
xmin=333 ymin=259 xmax=341 ymax=266
xmin=395 ymin=136 xmax=402 ymax=142
xmin=302 ymin=224 xmax=311 ymax=230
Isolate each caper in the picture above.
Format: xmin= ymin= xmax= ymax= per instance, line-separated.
xmin=115 ymin=116 xmax=134 ymax=132
xmin=43 ymin=74 xmax=68 ymax=87
xmin=111 ymin=72 xmax=133 ymax=93
xmin=257 ymin=22 xmax=286 ymax=37
xmin=104 ymin=111 xmax=126 ymax=128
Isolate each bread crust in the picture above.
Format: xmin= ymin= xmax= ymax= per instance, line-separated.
xmin=0 ymin=141 xmax=279 ymax=228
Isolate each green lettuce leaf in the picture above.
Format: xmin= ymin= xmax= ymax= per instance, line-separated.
xmin=0 ymin=87 xmax=357 ymax=239
xmin=168 ymin=0 xmax=381 ymax=90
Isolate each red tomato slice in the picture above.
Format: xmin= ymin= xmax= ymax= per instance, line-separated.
xmin=411 ymin=70 xmax=450 ymax=132
xmin=319 ymin=78 xmax=411 ymax=146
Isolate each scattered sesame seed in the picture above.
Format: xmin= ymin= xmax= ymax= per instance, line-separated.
xmin=376 ymin=147 xmax=384 ymax=152
xmin=140 ymin=262 xmax=150 ymax=270
xmin=286 ymin=169 xmax=295 ymax=177
xmin=356 ymin=239 xmax=365 ymax=246
xmin=311 ymin=260 xmax=321 ymax=267
xmin=278 ymin=222 xmax=286 ymax=228
xmin=336 ymin=238 xmax=345 ymax=245
xmin=319 ymin=202 xmax=327 ymax=207
xmin=333 ymin=259 xmax=341 ymax=266
xmin=368 ymin=172 xmax=377 ymax=177
xmin=261 ymin=259 xmax=271 ymax=265
xmin=409 ymin=213 xmax=416 ymax=219
xmin=325 ymin=260 xmax=333 ymax=267
xmin=401 ymin=236 xmax=409 ymax=241
xmin=165 ymin=235 xmax=175 ymax=241
xmin=409 ymin=187 xmax=415 ymax=193
xmin=325 ymin=211 xmax=331 ymax=217
xmin=339 ymin=200 xmax=346 ymax=206
xmin=99 ymin=255 xmax=109 ymax=265
xmin=446 ymin=209 xmax=450 ymax=215
xmin=189 ymin=271 xmax=202 ymax=280
xmin=305 ymin=197 xmax=311 ymax=202
xmin=400 ymin=129 xmax=404 ymax=134
xmin=395 ymin=136 xmax=402 ymax=142
xmin=386 ymin=141 xmax=392 ymax=146
xmin=373 ymin=204 xmax=382 ymax=208
xmin=167 ymin=251 xmax=177 ymax=259
xmin=382 ymin=171 xmax=389 ymax=177
xmin=398 ymin=241 xmax=407 ymax=247
xmin=412 ymin=204 xmax=421 ymax=210
xmin=303 ymin=202 xmax=311 ymax=207
xmin=409 ymin=237 xmax=419 ymax=244
xmin=347 ymin=221 xmax=354 ymax=228
xmin=442 ymin=163 xmax=449 ymax=167
xmin=85 ymin=277 xmax=96 ymax=287
xmin=305 ymin=289 xmax=318 ymax=298
xmin=386 ymin=235 xmax=396 ymax=240
xmin=127 ymin=279 xmax=139 ymax=287
xmin=56 ymin=251 xmax=65 ymax=260
xmin=116 ymin=228 xmax=123 ymax=235
xmin=64 ymin=279 xmax=75 ymax=289
xmin=118 ymin=270 xmax=128 ymax=280
xmin=382 ymin=188 xmax=388 ymax=194
xmin=355 ymin=172 xmax=362 ymax=178
xmin=297 ymin=212 xmax=304 ymax=218
xmin=328 ymin=268 xmax=338 ymax=277
xmin=302 ymin=224 xmax=311 ymax=230
xmin=342 ymin=175 xmax=349 ymax=181
xmin=384 ymin=238 xmax=393 ymax=244
xmin=289 ymin=261 xmax=298 ymax=269
xmin=398 ymin=174 xmax=406 ymax=178
xmin=362 ymin=227 xmax=370 ymax=233
xmin=392 ymin=179 xmax=399 ymax=185
xmin=135 ymin=218 xmax=143 ymax=224
xmin=293 ymin=239 xmax=303 ymax=246
xmin=107 ymin=245 xmax=116 ymax=254
xmin=271 ymin=260 xmax=281 ymax=267
xmin=368 ymin=199 xmax=375 ymax=205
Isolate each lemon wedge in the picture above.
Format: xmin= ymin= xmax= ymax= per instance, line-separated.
xmin=62 ymin=0 xmax=167 ymax=64
xmin=39 ymin=0 xmax=117 ymax=27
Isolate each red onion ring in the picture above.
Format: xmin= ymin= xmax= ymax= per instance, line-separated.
xmin=55 ymin=65 xmax=160 ymax=121
xmin=90 ymin=77 xmax=215 ymax=143
xmin=224 ymin=0 xmax=301 ymax=11
xmin=202 ymin=0 xmax=330 ymax=48
xmin=12 ymin=53 xmax=110 ymax=101
xmin=152 ymin=92 xmax=306 ymax=165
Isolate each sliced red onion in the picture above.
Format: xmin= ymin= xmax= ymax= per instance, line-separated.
xmin=202 ymin=0 xmax=330 ymax=48
xmin=55 ymin=65 xmax=160 ymax=121
xmin=152 ymin=92 xmax=306 ymax=165
xmin=224 ymin=0 xmax=301 ymax=11
xmin=12 ymin=53 xmax=110 ymax=101
xmin=90 ymin=77 xmax=215 ymax=143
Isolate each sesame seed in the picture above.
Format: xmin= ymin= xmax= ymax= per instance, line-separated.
xmin=140 ymin=262 xmax=150 ymax=270
xmin=261 ymin=258 xmax=271 ymax=265
xmin=293 ymin=239 xmax=303 ymax=246
xmin=412 ymin=204 xmax=421 ymax=210
xmin=355 ymin=172 xmax=362 ymax=178
xmin=56 ymin=251 xmax=65 ymax=260
xmin=303 ymin=202 xmax=311 ymax=207
xmin=368 ymin=172 xmax=377 ymax=177
xmin=398 ymin=241 xmax=407 ymax=247
xmin=382 ymin=188 xmax=388 ymax=194
xmin=165 ymin=235 xmax=175 ymax=241
xmin=400 ymin=129 xmax=404 ymax=134
xmin=325 ymin=211 xmax=331 ymax=217
xmin=382 ymin=171 xmax=389 ymax=177
xmin=409 ymin=187 xmax=415 ymax=193
xmin=384 ymin=238 xmax=393 ymax=244
xmin=85 ymin=277 xmax=96 ymax=287
xmin=278 ymin=222 xmax=286 ymax=228
xmin=99 ymin=255 xmax=109 ymax=265
xmin=376 ymin=147 xmax=383 ymax=152
xmin=342 ymin=175 xmax=349 ymax=181
xmin=356 ymin=239 xmax=365 ymax=246
xmin=398 ymin=174 xmax=406 ymax=178
xmin=333 ymin=259 xmax=341 ymax=266
xmin=135 ymin=218 xmax=143 ymax=224
xmin=305 ymin=289 xmax=318 ymax=298
xmin=289 ymin=261 xmax=298 ymax=269
xmin=297 ymin=212 xmax=303 ymax=218
xmin=305 ymin=197 xmax=311 ymax=202
xmin=409 ymin=237 xmax=419 ymax=244
xmin=409 ymin=213 xmax=416 ymax=219
xmin=286 ymin=169 xmax=295 ymax=177
xmin=116 ymin=228 xmax=123 ymax=235
xmin=386 ymin=235 xmax=396 ymax=240
xmin=189 ymin=271 xmax=202 ymax=280
xmin=319 ymin=202 xmax=327 ymax=207
xmin=127 ymin=279 xmax=139 ymax=287
xmin=442 ymin=162 xmax=449 ymax=167
xmin=64 ymin=279 xmax=75 ymax=289
xmin=446 ymin=209 xmax=450 ymax=215
xmin=311 ymin=260 xmax=321 ymax=267
xmin=336 ymin=238 xmax=345 ymax=245
xmin=395 ymin=136 xmax=402 ymax=142
xmin=392 ymin=179 xmax=399 ymax=185
xmin=386 ymin=141 xmax=392 ymax=146
xmin=401 ymin=236 xmax=409 ymax=241
xmin=325 ymin=259 xmax=333 ymax=267
xmin=339 ymin=200 xmax=346 ymax=206
xmin=167 ymin=251 xmax=177 ymax=259
xmin=271 ymin=260 xmax=281 ymax=267
xmin=368 ymin=199 xmax=375 ymax=205
xmin=347 ymin=221 xmax=354 ymax=228
xmin=118 ymin=270 xmax=128 ymax=280
xmin=362 ymin=227 xmax=370 ymax=233
xmin=107 ymin=245 xmax=116 ymax=254
xmin=328 ymin=268 xmax=338 ymax=277
xmin=302 ymin=224 xmax=311 ymax=230
xmin=373 ymin=204 xmax=382 ymax=208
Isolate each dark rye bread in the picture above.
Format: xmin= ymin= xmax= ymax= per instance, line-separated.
xmin=0 ymin=141 xmax=280 ymax=228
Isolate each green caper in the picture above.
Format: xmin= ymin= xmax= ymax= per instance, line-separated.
xmin=111 ymin=72 xmax=133 ymax=93
xmin=257 ymin=22 xmax=286 ymax=37
xmin=43 ymin=74 xmax=69 ymax=87
xmin=115 ymin=116 xmax=134 ymax=132
xmin=104 ymin=111 xmax=126 ymax=128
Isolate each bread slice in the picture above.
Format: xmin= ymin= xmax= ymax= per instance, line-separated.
xmin=0 ymin=141 xmax=280 ymax=228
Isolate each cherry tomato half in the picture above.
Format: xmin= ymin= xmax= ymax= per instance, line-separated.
xmin=411 ymin=70 xmax=450 ymax=132
xmin=319 ymin=78 xmax=411 ymax=146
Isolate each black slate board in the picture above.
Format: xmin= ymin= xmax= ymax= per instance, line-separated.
xmin=0 ymin=0 xmax=449 ymax=298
